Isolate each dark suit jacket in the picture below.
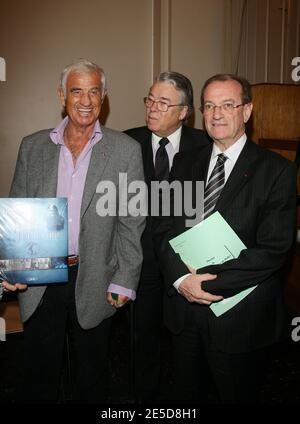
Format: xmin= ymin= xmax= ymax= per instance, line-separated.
xmin=154 ymin=139 xmax=297 ymax=353
xmin=124 ymin=125 xmax=210 ymax=267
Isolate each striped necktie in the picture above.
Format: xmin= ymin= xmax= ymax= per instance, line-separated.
xmin=203 ymin=153 xmax=227 ymax=219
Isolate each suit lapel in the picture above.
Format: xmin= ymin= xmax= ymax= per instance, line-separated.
xmin=216 ymin=140 xmax=259 ymax=213
xmin=141 ymin=130 xmax=155 ymax=183
xmin=193 ymin=144 xmax=212 ymax=183
xmin=178 ymin=126 xmax=190 ymax=153
xmin=80 ymin=135 xmax=111 ymax=218
xmin=179 ymin=125 xmax=195 ymax=152
xmin=188 ymin=145 xmax=212 ymax=212
xmin=43 ymin=139 xmax=60 ymax=197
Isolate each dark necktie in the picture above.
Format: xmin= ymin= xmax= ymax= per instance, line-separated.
xmin=203 ymin=153 xmax=228 ymax=219
xmin=155 ymin=138 xmax=170 ymax=181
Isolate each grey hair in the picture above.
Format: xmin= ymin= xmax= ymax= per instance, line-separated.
xmin=60 ymin=59 xmax=107 ymax=97
xmin=155 ymin=71 xmax=194 ymax=121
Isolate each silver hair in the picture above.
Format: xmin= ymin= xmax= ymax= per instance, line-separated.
xmin=155 ymin=71 xmax=194 ymax=120
xmin=60 ymin=59 xmax=107 ymax=97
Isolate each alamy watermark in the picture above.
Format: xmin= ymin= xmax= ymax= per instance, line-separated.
xmin=291 ymin=57 xmax=300 ymax=82
xmin=1 ymin=56 xmax=299 ymax=83
xmin=0 ymin=317 xmax=6 ymax=341
xmin=291 ymin=317 xmax=300 ymax=342
xmin=95 ymin=173 xmax=204 ymax=227
xmin=0 ymin=57 xmax=6 ymax=82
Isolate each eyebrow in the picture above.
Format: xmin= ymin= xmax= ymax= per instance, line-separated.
xmin=148 ymin=93 xmax=171 ymax=102
xmin=204 ymin=98 xmax=237 ymax=103
xmin=148 ymin=91 xmax=171 ymax=102
xmin=70 ymin=86 xmax=100 ymax=92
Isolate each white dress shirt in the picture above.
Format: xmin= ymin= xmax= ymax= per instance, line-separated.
xmin=173 ymin=134 xmax=247 ymax=291
xmin=152 ymin=126 xmax=183 ymax=170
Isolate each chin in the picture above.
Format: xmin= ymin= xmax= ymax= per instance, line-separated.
xmin=77 ymin=117 xmax=95 ymax=126
xmin=147 ymin=124 xmax=159 ymax=133
xmin=211 ymin=131 xmax=228 ymax=141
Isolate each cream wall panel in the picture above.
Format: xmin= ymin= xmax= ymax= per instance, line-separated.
xmin=169 ymin=0 xmax=227 ymax=128
xmin=0 ymin=0 xmax=229 ymax=196
xmin=0 ymin=0 xmax=152 ymax=195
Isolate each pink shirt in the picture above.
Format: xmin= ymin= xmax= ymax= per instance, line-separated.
xmin=50 ymin=117 xmax=135 ymax=300
xmin=50 ymin=117 xmax=101 ymax=255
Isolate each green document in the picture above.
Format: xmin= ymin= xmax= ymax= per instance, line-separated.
xmin=169 ymin=212 xmax=257 ymax=316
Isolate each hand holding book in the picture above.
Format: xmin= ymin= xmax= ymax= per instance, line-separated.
xmin=0 ymin=280 xmax=27 ymax=294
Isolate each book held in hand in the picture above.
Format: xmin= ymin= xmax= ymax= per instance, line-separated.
xmin=169 ymin=212 xmax=257 ymax=316
xmin=0 ymin=198 xmax=68 ymax=285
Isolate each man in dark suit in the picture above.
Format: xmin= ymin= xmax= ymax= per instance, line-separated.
xmin=154 ymin=74 xmax=297 ymax=403
xmin=125 ymin=71 xmax=210 ymax=402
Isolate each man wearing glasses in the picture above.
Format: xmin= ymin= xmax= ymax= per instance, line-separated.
xmin=154 ymin=74 xmax=297 ymax=403
xmin=125 ymin=71 xmax=210 ymax=403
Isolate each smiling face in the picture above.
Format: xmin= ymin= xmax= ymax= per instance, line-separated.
xmin=145 ymin=81 xmax=188 ymax=137
xmin=58 ymin=71 xmax=103 ymax=131
xmin=203 ymin=80 xmax=253 ymax=150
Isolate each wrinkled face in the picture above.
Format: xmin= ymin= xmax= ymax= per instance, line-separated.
xmin=203 ymin=80 xmax=252 ymax=148
xmin=145 ymin=81 xmax=188 ymax=137
xmin=58 ymin=71 xmax=103 ymax=130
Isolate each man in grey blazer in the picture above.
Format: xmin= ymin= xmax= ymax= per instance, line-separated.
xmin=9 ymin=59 xmax=145 ymax=403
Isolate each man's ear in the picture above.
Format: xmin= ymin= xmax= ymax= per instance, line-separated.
xmin=243 ymin=102 xmax=253 ymax=123
xmin=101 ymin=89 xmax=107 ymax=104
xmin=179 ymin=105 xmax=189 ymax=121
xmin=57 ymin=87 xmax=66 ymax=107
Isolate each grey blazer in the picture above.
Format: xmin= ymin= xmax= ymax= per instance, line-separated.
xmin=10 ymin=126 xmax=146 ymax=329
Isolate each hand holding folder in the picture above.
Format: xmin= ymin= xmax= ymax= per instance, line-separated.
xmin=169 ymin=212 xmax=257 ymax=316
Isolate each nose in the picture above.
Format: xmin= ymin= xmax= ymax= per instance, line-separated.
xmin=212 ymin=105 xmax=223 ymax=118
xmin=80 ymin=91 xmax=92 ymax=106
xmin=149 ymin=100 xmax=159 ymax=112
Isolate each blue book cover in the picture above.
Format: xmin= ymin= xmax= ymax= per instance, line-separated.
xmin=0 ymin=198 xmax=68 ymax=285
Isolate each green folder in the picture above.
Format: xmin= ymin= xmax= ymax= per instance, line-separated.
xmin=169 ymin=212 xmax=257 ymax=316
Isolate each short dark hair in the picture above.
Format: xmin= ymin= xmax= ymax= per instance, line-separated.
xmin=200 ymin=74 xmax=252 ymax=112
xmin=155 ymin=71 xmax=194 ymax=120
